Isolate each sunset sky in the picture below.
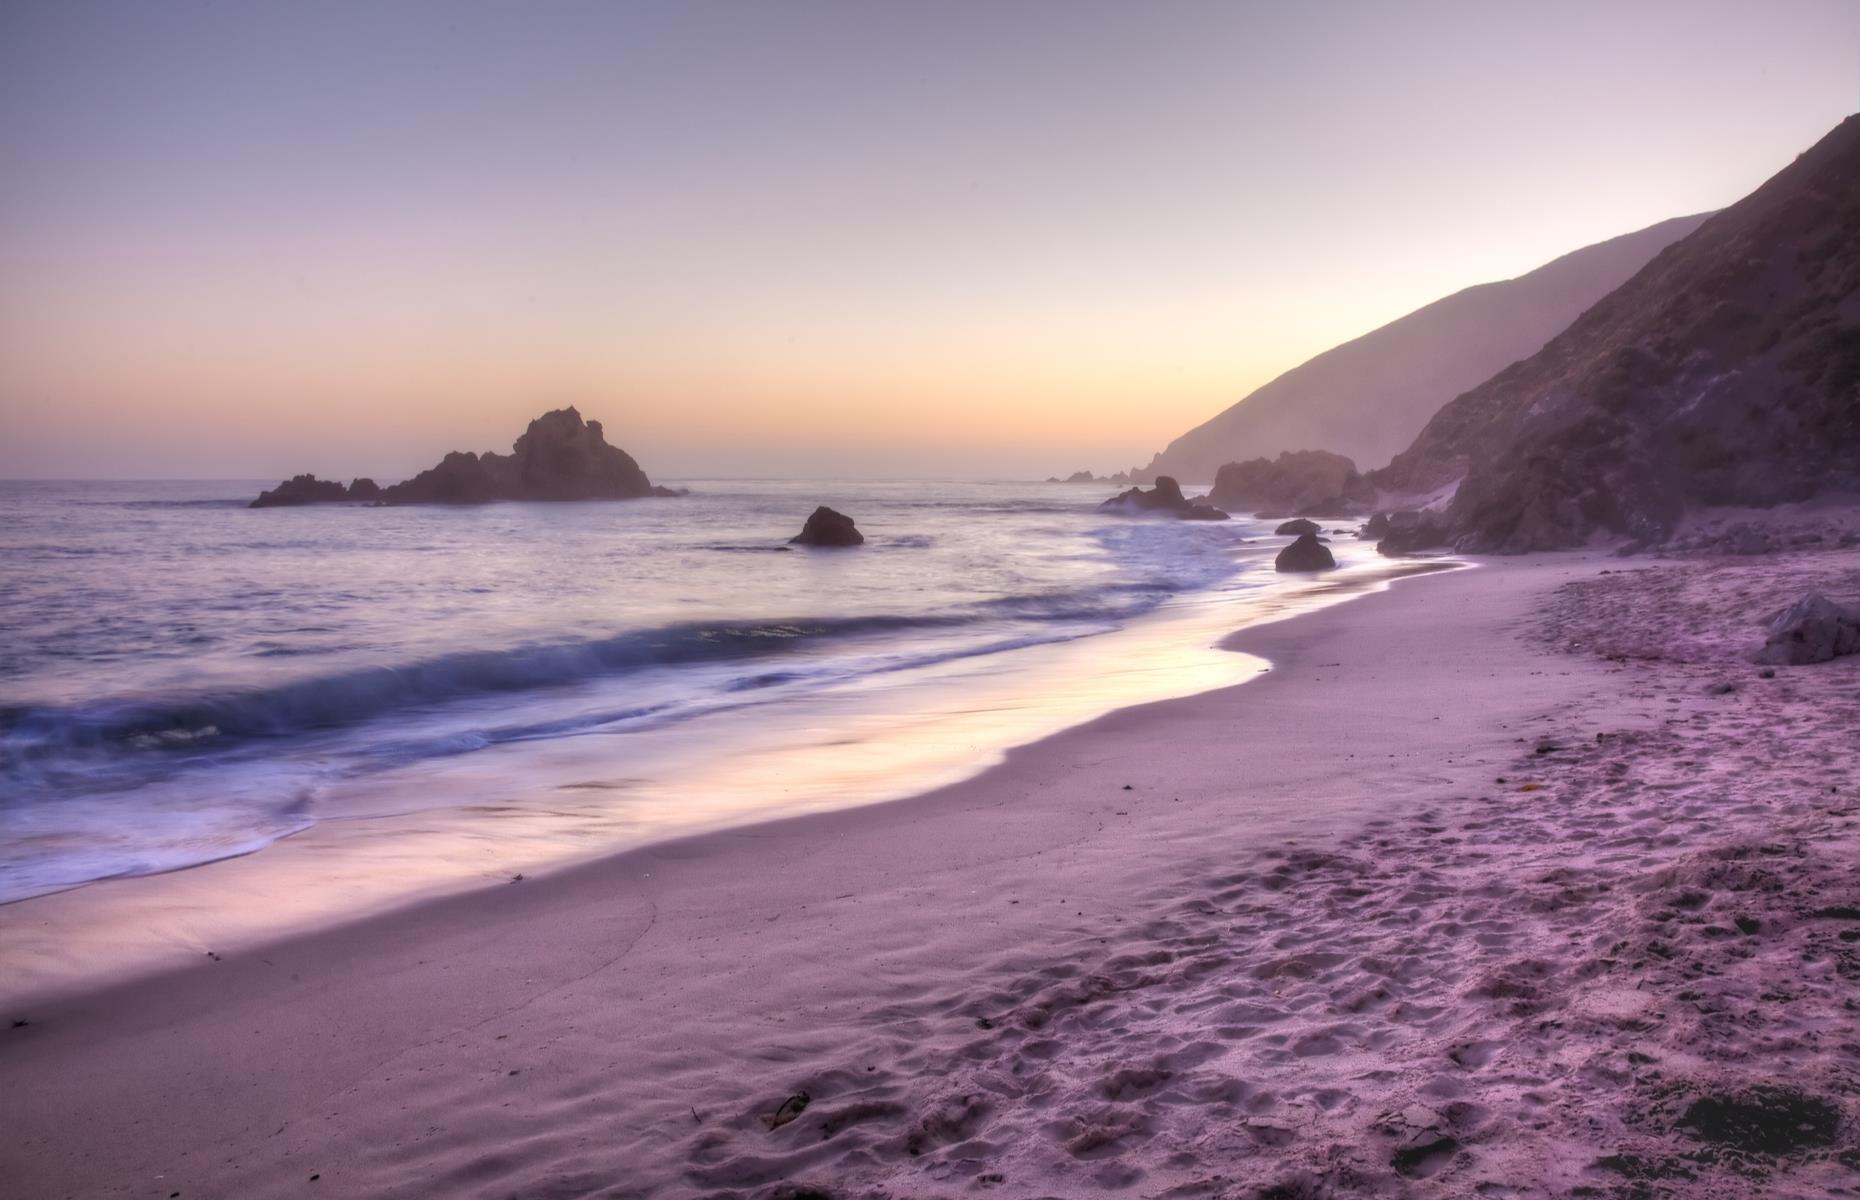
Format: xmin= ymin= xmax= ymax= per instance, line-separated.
xmin=2 ymin=0 xmax=1856 ymax=480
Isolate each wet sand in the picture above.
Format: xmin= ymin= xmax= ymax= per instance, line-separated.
xmin=0 ymin=550 xmax=1425 ymax=1010
xmin=4 ymin=548 xmax=1858 ymax=1198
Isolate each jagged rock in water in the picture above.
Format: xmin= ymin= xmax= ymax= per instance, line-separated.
xmin=1275 ymin=531 xmax=1336 ymax=572
xmin=1099 ymin=476 xmax=1230 ymax=521
xmin=1374 ymin=116 xmax=1860 ymax=552
xmin=1754 ymin=593 xmax=1860 ymax=665
xmin=379 ymin=408 xmax=656 ymax=504
xmin=1376 ymin=510 xmax=1452 ymax=557
xmin=252 ymin=408 xmax=665 ymax=508
xmin=1103 ymin=475 xmax=1187 ymax=510
xmin=790 ymin=507 xmax=864 ymax=547
xmin=249 ymin=475 xmax=353 ymax=508
xmin=1274 ymin=518 xmax=1322 ymax=536
xmin=381 ymin=450 xmax=505 ymax=504
xmin=1208 ymin=451 xmax=1374 ymax=517
xmin=510 ymin=412 xmax=652 ymax=501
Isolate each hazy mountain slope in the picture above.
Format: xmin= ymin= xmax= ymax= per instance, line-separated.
xmin=1133 ymin=214 xmax=1709 ymax=482
xmin=1377 ymin=116 xmax=1860 ymax=553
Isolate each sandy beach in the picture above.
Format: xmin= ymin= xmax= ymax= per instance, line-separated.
xmin=5 ymin=545 xmax=1859 ymax=1199
xmin=6 ymin=10 xmax=1856 ymax=1198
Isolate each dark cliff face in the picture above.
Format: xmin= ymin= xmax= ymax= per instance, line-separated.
xmin=1376 ymin=116 xmax=1860 ymax=553
xmin=1129 ymin=214 xmax=1709 ymax=483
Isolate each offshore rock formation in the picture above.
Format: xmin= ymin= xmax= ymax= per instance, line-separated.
xmin=1376 ymin=117 xmax=1860 ymax=553
xmin=380 ymin=408 xmax=663 ymax=504
xmin=1207 ymin=450 xmax=1374 ymax=517
xmin=1274 ymin=531 xmax=1336 ymax=572
xmin=1127 ymin=214 xmax=1709 ymax=482
xmin=789 ymin=507 xmax=864 ymax=546
xmin=1099 ymin=476 xmax=1229 ymax=521
xmin=250 ymin=475 xmax=382 ymax=507
xmin=250 ymin=475 xmax=351 ymax=507
xmin=251 ymin=408 xmax=671 ymax=508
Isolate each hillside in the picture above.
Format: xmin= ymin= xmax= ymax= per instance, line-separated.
xmin=1129 ymin=215 xmax=1708 ymax=483
xmin=1377 ymin=116 xmax=1860 ymax=553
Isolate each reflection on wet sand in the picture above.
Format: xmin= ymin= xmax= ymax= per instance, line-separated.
xmin=0 ymin=554 xmax=1459 ymax=1007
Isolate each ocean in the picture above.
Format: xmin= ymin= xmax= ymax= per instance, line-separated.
xmin=0 ymin=477 xmax=1395 ymax=990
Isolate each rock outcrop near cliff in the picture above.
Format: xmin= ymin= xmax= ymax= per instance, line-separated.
xmin=252 ymin=408 xmax=670 ymax=507
xmin=1376 ymin=117 xmax=1860 ymax=553
xmin=1099 ymin=476 xmax=1229 ymax=520
xmin=1129 ymin=215 xmax=1707 ymax=483
xmin=250 ymin=475 xmax=373 ymax=507
xmin=1207 ymin=450 xmax=1373 ymax=517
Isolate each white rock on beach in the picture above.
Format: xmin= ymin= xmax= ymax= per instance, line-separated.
xmin=1754 ymin=593 xmax=1860 ymax=665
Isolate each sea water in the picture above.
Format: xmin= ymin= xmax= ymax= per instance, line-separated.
xmin=0 ymin=477 xmax=1400 ymax=996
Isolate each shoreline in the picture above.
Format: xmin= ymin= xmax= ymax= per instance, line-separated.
xmin=0 ymin=552 xmax=1442 ymax=1011
xmin=1 ymin=552 xmax=1584 ymax=1195
xmin=7 ymin=548 xmax=1856 ymax=1197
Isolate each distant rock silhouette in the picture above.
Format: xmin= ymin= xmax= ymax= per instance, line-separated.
xmin=380 ymin=408 xmax=656 ymax=504
xmin=790 ymin=507 xmax=864 ymax=546
xmin=1275 ymin=531 xmax=1336 ymax=572
xmin=250 ymin=475 xmax=356 ymax=508
xmin=1099 ymin=476 xmax=1229 ymax=521
xmin=1376 ymin=117 xmax=1860 ymax=552
xmin=1208 ymin=451 xmax=1374 ymax=517
xmin=1274 ymin=518 xmax=1322 ymax=536
xmin=251 ymin=408 xmax=669 ymax=508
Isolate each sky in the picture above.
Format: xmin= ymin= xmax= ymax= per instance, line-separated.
xmin=1 ymin=1 xmax=1856 ymax=481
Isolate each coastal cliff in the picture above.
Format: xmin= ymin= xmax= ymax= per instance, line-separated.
xmin=1125 ymin=214 xmax=1708 ymax=483
xmin=1376 ymin=116 xmax=1860 ymax=552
